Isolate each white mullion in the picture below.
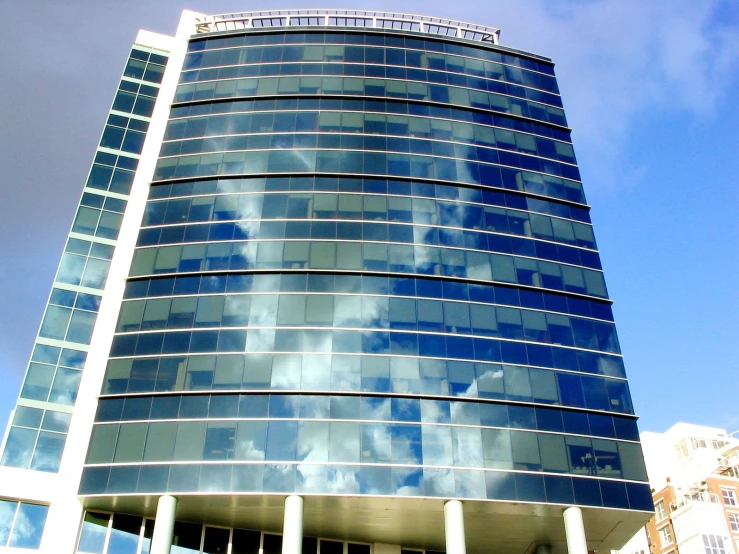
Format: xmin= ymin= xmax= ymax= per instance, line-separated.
xmin=101 ymin=514 xmax=114 ymax=554
xmin=135 ymin=517 xmax=146 ymax=554
xmin=7 ymin=501 xmax=21 ymax=547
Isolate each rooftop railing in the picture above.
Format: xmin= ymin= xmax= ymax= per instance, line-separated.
xmin=194 ymin=10 xmax=500 ymax=45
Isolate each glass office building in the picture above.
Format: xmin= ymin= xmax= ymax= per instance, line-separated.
xmin=0 ymin=10 xmax=653 ymax=554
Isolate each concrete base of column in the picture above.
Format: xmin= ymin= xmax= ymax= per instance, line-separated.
xmin=150 ymin=495 xmax=177 ymax=554
xmin=444 ymin=500 xmax=466 ymax=554
xmin=282 ymin=495 xmax=304 ymax=554
xmin=563 ymin=507 xmax=588 ymax=554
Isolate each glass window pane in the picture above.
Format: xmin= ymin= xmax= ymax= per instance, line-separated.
xmin=203 ymin=526 xmax=230 ymax=554
xmin=41 ymin=411 xmax=71 ymax=433
xmin=231 ymin=529 xmax=260 ymax=554
xmin=20 ymin=363 xmax=55 ymax=401
xmin=108 ymin=514 xmax=142 ymax=554
xmin=263 ymin=534 xmax=283 ymax=554
xmin=173 ymin=421 xmax=206 ymax=461
xmin=141 ymin=520 xmax=155 ymax=554
xmin=57 ymin=253 xmax=86 ymax=285
xmin=96 ymin=211 xmax=123 ymax=239
xmin=118 ymin=300 xmax=145 ymax=331
xmin=39 ymin=305 xmax=72 ymax=340
xmin=30 ymin=431 xmax=65 ymax=472
xmin=72 ymin=206 xmax=101 ymax=235
xmin=196 ymin=296 xmax=225 ymax=327
xmin=481 ymin=428 xmax=511 ymax=469
xmin=66 ymin=309 xmax=97 ymax=344
xmin=0 ymin=427 xmax=37 ymax=468
xmin=204 ymin=422 xmax=237 ymax=460
xmin=143 ymin=422 xmax=177 ymax=462
xmin=77 ymin=512 xmax=110 ymax=553
xmin=143 ymin=298 xmax=173 ymax=330
xmin=619 ymin=442 xmax=648 ymax=481
xmin=511 ymin=431 xmax=541 ymax=470
xmin=81 ymin=258 xmax=111 ymax=289
xmin=172 ymin=521 xmax=202 ymax=554
xmin=0 ymin=500 xmax=17 ymax=546
xmin=87 ymin=424 xmax=119 ymax=464
xmin=539 ymin=433 xmax=569 ymax=472
xmin=16 ymin=409 xmax=42 ymax=438
xmin=48 ymin=367 xmax=82 ymax=405
xmin=114 ymin=423 xmax=147 ymax=463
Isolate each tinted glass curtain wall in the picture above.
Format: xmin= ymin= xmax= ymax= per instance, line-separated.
xmin=81 ymin=27 xmax=650 ymax=512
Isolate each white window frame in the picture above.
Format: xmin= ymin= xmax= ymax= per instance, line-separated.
xmin=659 ymin=526 xmax=674 ymax=548
xmin=702 ymin=534 xmax=727 ymax=554
xmin=728 ymin=512 xmax=739 ymax=532
xmin=655 ymin=500 xmax=667 ymax=521
xmin=722 ymin=488 xmax=738 ymax=506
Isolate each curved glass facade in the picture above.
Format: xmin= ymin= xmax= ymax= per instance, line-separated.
xmin=81 ymin=26 xmax=651 ymax=513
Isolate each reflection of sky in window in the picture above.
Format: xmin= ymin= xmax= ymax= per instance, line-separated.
xmin=452 ymin=426 xmax=483 ymax=467
xmin=8 ymin=503 xmax=48 ymax=549
xmin=297 ymin=463 xmax=328 ymax=493
xmin=263 ymin=463 xmax=295 ymax=492
xmin=245 ymin=328 xmax=275 ymax=352
xmin=30 ymin=431 xmax=64 ymax=472
xmin=0 ymin=427 xmax=36 ymax=468
xmin=393 ymin=466 xmax=423 ymax=496
xmin=0 ymin=500 xmax=16 ymax=546
xmin=454 ymin=469 xmax=486 ymax=499
xmin=423 ymin=467 xmax=454 ymax=497
xmin=326 ymin=465 xmax=359 ymax=494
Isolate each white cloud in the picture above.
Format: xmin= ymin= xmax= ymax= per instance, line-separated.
xmin=462 ymin=0 xmax=739 ymax=192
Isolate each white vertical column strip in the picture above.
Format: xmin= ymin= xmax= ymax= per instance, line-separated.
xmin=281 ymin=495 xmax=304 ymax=554
xmin=150 ymin=496 xmax=178 ymax=554
xmin=36 ymin=10 xmax=204 ymax=554
xmin=563 ymin=507 xmax=588 ymax=554
xmin=444 ymin=500 xmax=466 ymax=554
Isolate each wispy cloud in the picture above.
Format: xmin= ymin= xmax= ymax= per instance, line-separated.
xmin=451 ymin=0 xmax=739 ymax=192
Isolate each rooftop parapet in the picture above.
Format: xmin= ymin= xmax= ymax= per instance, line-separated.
xmin=194 ymin=9 xmax=500 ymax=45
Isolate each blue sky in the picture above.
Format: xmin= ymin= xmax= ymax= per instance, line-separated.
xmin=1 ymin=0 xmax=737 ymax=436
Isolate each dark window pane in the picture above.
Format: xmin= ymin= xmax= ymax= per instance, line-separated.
xmin=263 ymin=534 xmax=283 ymax=554
xmin=348 ymin=544 xmax=370 ymax=554
xmin=172 ymin=521 xmax=203 ymax=554
xmin=321 ymin=540 xmax=344 ymax=554
xmin=232 ymin=529 xmax=261 ymax=554
xmin=203 ymin=526 xmax=230 ymax=554
xmin=303 ymin=537 xmax=318 ymax=554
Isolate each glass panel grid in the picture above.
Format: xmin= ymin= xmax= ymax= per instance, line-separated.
xmin=1 ymin=48 xmax=168 ymax=473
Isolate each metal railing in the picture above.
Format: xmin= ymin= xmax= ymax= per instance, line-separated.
xmin=670 ymin=492 xmax=720 ymax=512
xmin=194 ymin=10 xmax=500 ymax=45
xmin=714 ymin=454 xmax=739 ymax=477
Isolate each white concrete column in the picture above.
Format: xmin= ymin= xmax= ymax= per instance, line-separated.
xmin=282 ymin=495 xmax=304 ymax=554
xmin=563 ymin=507 xmax=588 ymax=554
xmin=150 ymin=495 xmax=177 ymax=554
xmin=444 ymin=500 xmax=466 ymax=554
